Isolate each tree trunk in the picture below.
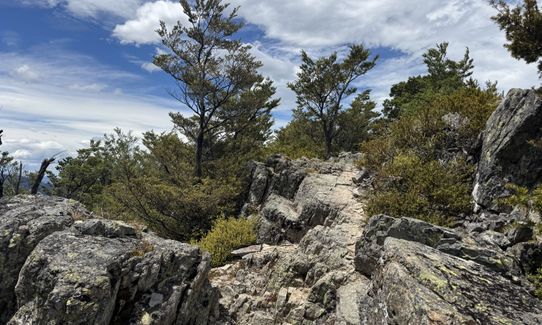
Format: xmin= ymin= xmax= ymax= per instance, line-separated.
xmin=323 ymin=122 xmax=333 ymax=160
xmin=31 ymin=158 xmax=55 ymax=195
xmin=15 ymin=162 xmax=22 ymax=195
xmin=194 ymin=131 xmax=204 ymax=178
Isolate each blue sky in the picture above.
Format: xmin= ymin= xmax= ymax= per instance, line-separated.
xmin=0 ymin=0 xmax=540 ymax=170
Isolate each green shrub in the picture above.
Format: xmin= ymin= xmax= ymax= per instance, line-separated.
xmin=366 ymin=154 xmax=473 ymax=226
xmin=529 ymin=268 xmax=542 ymax=300
xmin=195 ymin=216 xmax=257 ymax=267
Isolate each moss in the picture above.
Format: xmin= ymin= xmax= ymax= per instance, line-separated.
xmin=8 ymin=233 xmax=22 ymax=248
xmin=474 ymin=303 xmax=489 ymax=313
xmin=437 ymin=265 xmax=458 ymax=277
xmin=132 ymin=240 xmax=155 ymax=257
xmin=419 ymin=271 xmax=448 ymax=291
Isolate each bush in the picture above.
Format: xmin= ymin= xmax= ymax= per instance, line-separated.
xmin=529 ymin=268 xmax=542 ymax=300
xmin=195 ymin=216 xmax=257 ymax=267
xmin=366 ymin=154 xmax=473 ymax=226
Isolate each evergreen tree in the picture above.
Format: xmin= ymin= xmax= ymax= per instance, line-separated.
xmin=490 ymin=0 xmax=542 ymax=77
xmin=383 ymin=43 xmax=474 ymax=119
xmin=154 ymin=0 xmax=279 ymax=178
xmin=288 ymin=45 xmax=378 ymax=158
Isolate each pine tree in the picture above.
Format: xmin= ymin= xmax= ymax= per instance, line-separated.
xmin=154 ymin=0 xmax=278 ymax=177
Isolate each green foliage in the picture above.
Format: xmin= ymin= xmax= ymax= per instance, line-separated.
xmin=51 ymin=129 xmax=242 ymax=242
xmin=154 ymin=0 xmax=279 ymax=177
xmin=195 ymin=216 xmax=257 ymax=266
xmin=503 ymin=183 xmax=542 ymax=214
xmin=266 ymin=111 xmax=324 ymax=159
xmin=490 ymin=0 xmax=542 ymax=78
xmin=382 ymin=43 xmax=475 ymax=120
xmin=269 ymin=90 xmax=379 ymax=159
xmin=529 ymin=267 xmax=542 ymax=299
xmin=367 ymin=154 xmax=473 ymax=226
xmin=49 ymin=140 xmax=112 ymax=210
xmin=360 ymin=44 xmax=500 ymax=226
xmin=334 ymin=90 xmax=380 ymax=153
xmin=288 ymin=45 xmax=378 ymax=158
xmin=0 ymin=151 xmax=21 ymax=198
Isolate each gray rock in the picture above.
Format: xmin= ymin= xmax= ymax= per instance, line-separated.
xmin=0 ymin=195 xmax=90 ymax=323
xmin=355 ymin=215 xmax=520 ymax=278
xmin=506 ymin=222 xmax=534 ymax=245
xmin=478 ymin=230 xmax=511 ymax=249
xmin=359 ymin=237 xmax=542 ymax=325
xmin=473 ymin=89 xmax=542 ymax=212
xmin=231 ymin=245 xmax=263 ymax=258
xmin=8 ymin=218 xmax=217 ymax=325
xmin=508 ymin=242 xmax=542 ymax=274
xmin=209 ymin=155 xmax=367 ymax=325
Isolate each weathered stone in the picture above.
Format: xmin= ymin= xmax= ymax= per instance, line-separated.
xmin=506 ymin=222 xmax=534 ymax=245
xmin=473 ymin=89 xmax=542 ymax=212
xmin=8 ymin=218 xmax=217 ymax=325
xmin=231 ymin=244 xmax=263 ymax=258
xmin=210 ymin=155 xmax=367 ymax=324
xmin=508 ymin=242 xmax=542 ymax=274
xmin=359 ymin=238 xmax=542 ymax=325
xmin=355 ymin=215 xmax=520 ymax=278
xmin=0 ymin=195 xmax=90 ymax=323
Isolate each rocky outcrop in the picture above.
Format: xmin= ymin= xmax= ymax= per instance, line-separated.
xmin=473 ymin=89 xmax=542 ymax=212
xmin=214 ymin=148 xmax=542 ymax=324
xmin=0 ymin=196 xmax=217 ymax=325
xmin=0 ymin=196 xmax=90 ymax=323
xmin=244 ymin=153 xmax=363 ymax=244
xmin=211 ymin=154 xmax=368 ymax=324
xmin=355 ymin=215 xmax=542 ymax=324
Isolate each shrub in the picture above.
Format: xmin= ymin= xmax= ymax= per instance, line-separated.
xmin=195 ymin=216 xmax=257 ymax=267
xmin=529 ymin=268 xmax=542 ymax=300
xmin=366 ymin=154 xmax=473 ymax=226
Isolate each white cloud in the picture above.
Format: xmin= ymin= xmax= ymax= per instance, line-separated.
xmin=141 ymin=62 xmax=161 ymax=72
xmin=11 ymin=65 xmax=40 ymax=82
xmin=0 ymin=80 xmax=180 ymax=170
xmin=69 ymin=83 xmax=107 ymax=92
xmin=0 ymin=45 xmax=183 ymax=170
xmin=1 ymin=31 xmax=20 ymax=48
xmin=113 ymin=1 xmax=188 ymax=45
xmin=18 ymin=0 xmax=145 ymax=19
xmin=0 ymin=48 xmax=140 ymax=91
xmin=112 ymin=0 xmax=539 ymax=114
xmin=12 ymin=149 xmax=32 ymax=159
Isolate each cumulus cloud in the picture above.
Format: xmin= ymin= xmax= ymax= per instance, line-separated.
xmin=113 ymin=0 xmax=188 ymax=45
xmin=17 ymin=0 xmax=145 ymax=19
xmin=0 ymin=79 xmax=180 ymax=170
xmin=229 ymin=0 xmax=539 ymax=93
xmin=111 ymin=0 xmax=539 ymax=110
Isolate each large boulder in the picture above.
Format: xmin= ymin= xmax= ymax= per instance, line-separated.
xmin=473 ymin=89 xmax=542 ymax=212
xmin=8 ymin=219 xmax=217 ymax=325
xmin=0 ymin=196 xmax=218 ymax=324
xmin=0 ymin=195 xmax=90 ymax=323
xmin=355 ymin=215 xmax=542 ymax=324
